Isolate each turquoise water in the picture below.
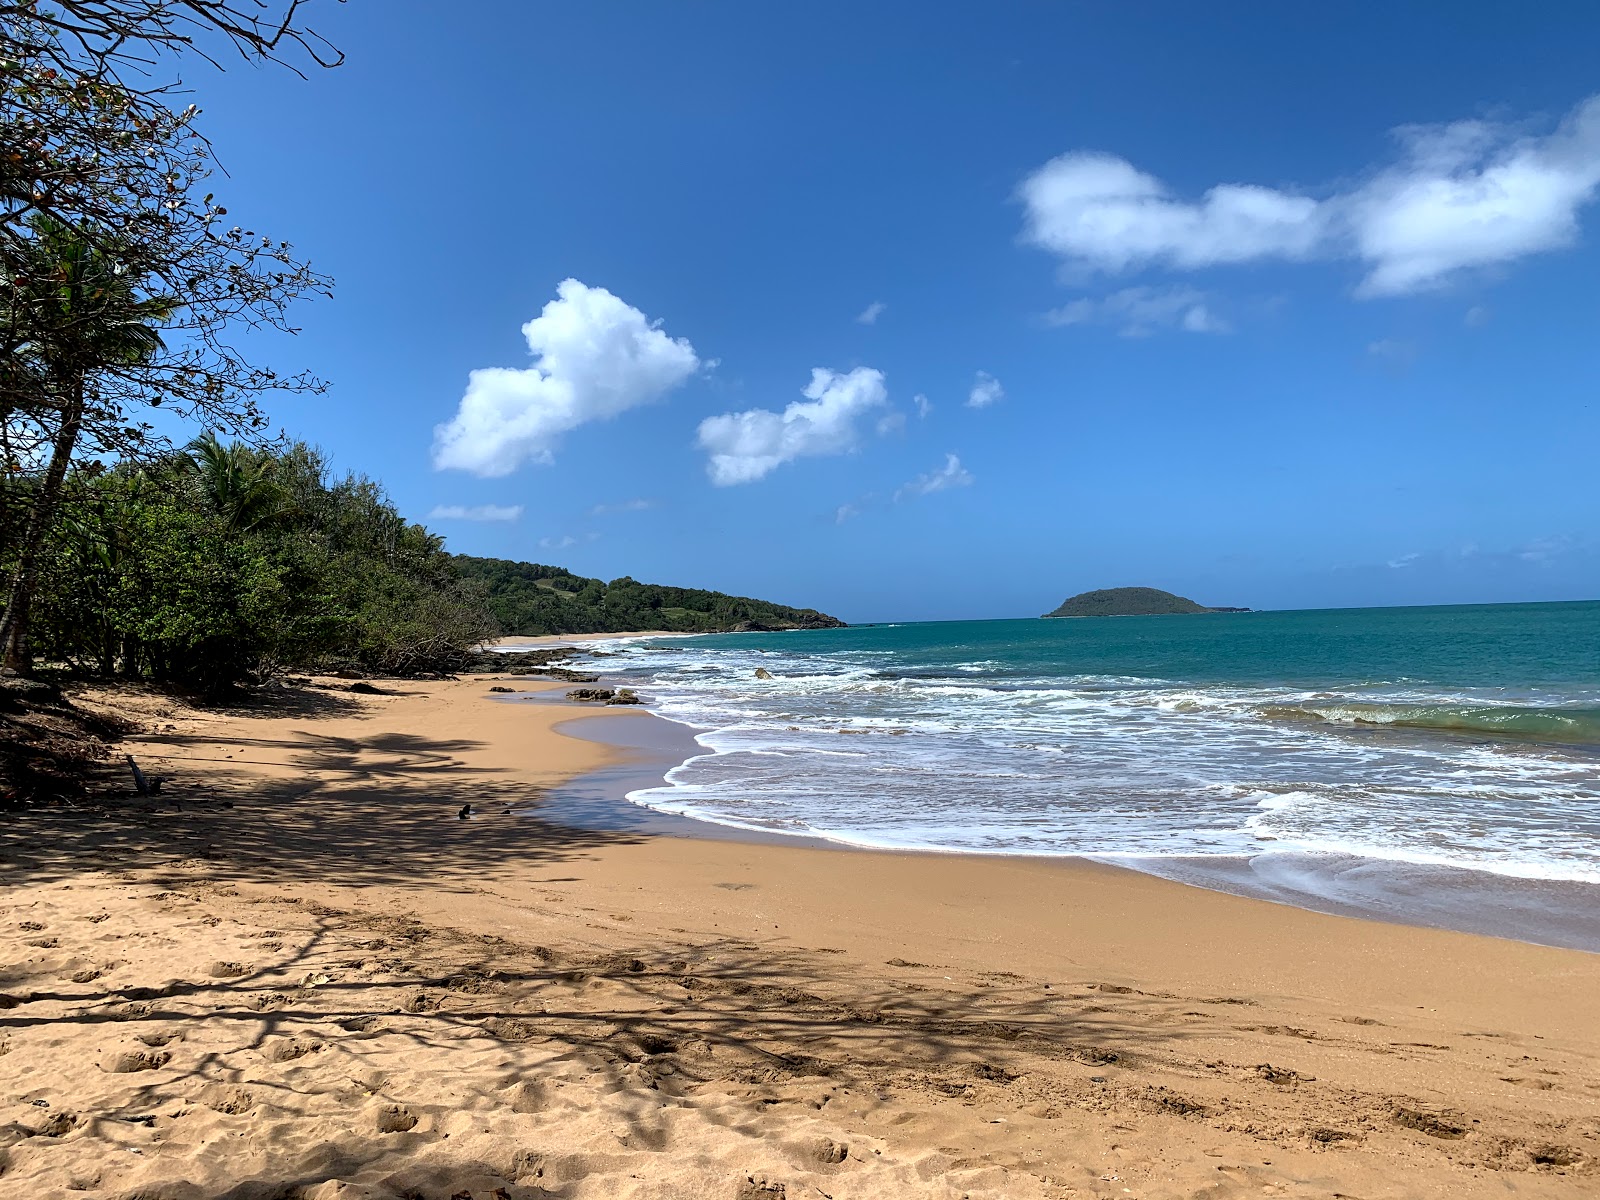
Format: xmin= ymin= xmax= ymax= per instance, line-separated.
xmin=580 ymin=601 xmax=1600 ymax=947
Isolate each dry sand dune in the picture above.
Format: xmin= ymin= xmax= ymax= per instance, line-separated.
xmin=1 ymin=677 xmax=1596 ymax=1198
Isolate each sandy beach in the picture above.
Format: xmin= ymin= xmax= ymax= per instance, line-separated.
xmin=1 ymin=673 xmax=1596 ymax=1199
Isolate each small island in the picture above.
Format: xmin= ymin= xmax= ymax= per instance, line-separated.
xmin=1042 ymin=587 xmax=1250 ymax=618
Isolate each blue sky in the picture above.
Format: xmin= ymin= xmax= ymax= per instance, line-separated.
xmin=190 ymin=2 xmax=1599 ymax=622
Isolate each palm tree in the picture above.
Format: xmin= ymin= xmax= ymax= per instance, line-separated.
xmin=182 ymin=432 xmax=287 ymax=534
xmin=0 ymin=215 xmax=175 ymax=672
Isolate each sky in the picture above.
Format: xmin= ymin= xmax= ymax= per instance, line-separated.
xmin=184 ymin=2 xmax=1600 ymax=622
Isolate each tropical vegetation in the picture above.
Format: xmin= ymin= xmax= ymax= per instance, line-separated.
xmin=453 ymin=556 xmax=845 ymax=636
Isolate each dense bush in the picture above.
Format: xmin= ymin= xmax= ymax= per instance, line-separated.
xmin=0 ymin=440 xmax=498 ymax=690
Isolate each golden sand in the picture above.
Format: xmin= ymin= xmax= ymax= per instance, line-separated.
xmin=1 ymin=675 xmax=1595 ymax=1198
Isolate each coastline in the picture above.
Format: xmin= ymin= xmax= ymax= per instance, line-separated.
xmin=535 ymin=655 xmax=1600 ymax=954
xmin=1 ymin=674 xmax=1596 ymax=1196
xmin=563 ymin=626 xmax=1600 ymax=954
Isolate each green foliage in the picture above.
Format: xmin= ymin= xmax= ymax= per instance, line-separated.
xmin=453 ymin=556 xmax=844 ymax=636
xmin=1 ymin=442 xmax=499 ymax=690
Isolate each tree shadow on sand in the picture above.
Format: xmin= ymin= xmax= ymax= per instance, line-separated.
xmin=0 ymin=891 xmax=1213 ymax=1200
xmin=0 ymin=720 xmax=651 ymax=891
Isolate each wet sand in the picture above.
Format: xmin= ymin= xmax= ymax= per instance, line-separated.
xmin=0 ymin=675 xmax=1595 ymax=1198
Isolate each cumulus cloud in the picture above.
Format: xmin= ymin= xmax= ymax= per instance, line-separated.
xmin=432 ymin=279 xmax=700 ymax=477
xmin=856 ymin=300 xmax=887 ymax=325
xmin=540 ymin=534 xmax=578 ymax=550
xmin=896 ymin=453 xmax=975 ymax=501
xmin=427 ymin=504 xmax=524 ymax=522
xmin=1020 ymin=152 xmax=1324 ymax=274
xmin=1045 ymin=286 xmax=1230 ymax=336
xmin=1019 ymin=94 xmax=1600 ymax=296
xmin=967 ymin=372 xmax=1004 ymax=408
xmin=697 ymin=366 xmax=888 ymax=485
xmin=913 ymin=393 xmax=932 ymax=418
xmin=589 ymin=498 xmax=657 ymax=516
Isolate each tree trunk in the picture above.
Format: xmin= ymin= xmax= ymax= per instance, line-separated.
xmin=0 ymin=375 xmax=85 ymax=674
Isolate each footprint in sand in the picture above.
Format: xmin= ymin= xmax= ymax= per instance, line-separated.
xmin=107 ymin=1049 xmax=171 ymax=1073
xmin=198 ymin=1084 xmax=256 ymax=1115
xmin=1500 ymin=1076 xmax=1556 ymax=1090
xmin=260 ymin=1036 xmax=322 ymax=1063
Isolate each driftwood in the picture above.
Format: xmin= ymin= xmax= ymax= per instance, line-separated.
xmin=126 ymin=755 xmax=162 ymax=796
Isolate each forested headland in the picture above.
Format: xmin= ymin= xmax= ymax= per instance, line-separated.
xmin=454 ymin=556 xmax=845 ymax=636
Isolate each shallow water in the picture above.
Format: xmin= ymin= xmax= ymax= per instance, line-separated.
xmin=551 ymin=602 xmax=1600 ymax=948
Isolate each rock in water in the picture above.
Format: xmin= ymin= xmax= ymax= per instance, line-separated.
xmin=754 ymin=668 xmax=774 ymax=679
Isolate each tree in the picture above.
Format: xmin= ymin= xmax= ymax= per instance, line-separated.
xmin=0 ymin=214 xmax=174 ymax=668
xmin=0 ymin=2 xmax=338 ymax=671
xmin=183 ymin=430 xmax=285 ymax=532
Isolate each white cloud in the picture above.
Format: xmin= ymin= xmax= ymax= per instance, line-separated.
xmin=427 ymin=504 xmax=524 ymax=522
xmin=967 ymin=372 xmax=1004 ymax=409
xmin=1019 ymin=94 xmax=1600 ymax=297
xmin=1518 ymin=534 xmax=1573 ymax=563
xmin=1350 ymin=101 xmax=1600 ymax=295
xmin=697 ymin=366 xmax=888 ymax=485
xmin=1464 ymin=304 xmax=1491 ymax=328
xmin=856 ymin=300 xmax=887 ymax=325
xmin=913 ymin=393 xmax=932 ymax=418
xmin=896 ymin=453 xmax=975 ymax=501
xmin=876 ymin=411 xmax=907 ymax=436
xmin=432 ymin=279 xmax=700 ymax=477
xmin=1387 ymin=552 xmax=1420 ymax=569
xmin=834 ymin=502 xmax=861 ymax=524
xmin=1045 ymin=285 xmax=1230 ymax=336
xmin=540 ymin=534 xmax=578 ymax=550
xmin=589 ymin=498 xmax=657 ymax=516
xmin=1019 ymin=152 xmax=1325 ymax=275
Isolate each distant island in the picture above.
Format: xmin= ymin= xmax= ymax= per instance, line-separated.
xmin=453 ymin=555 xmax=846 ymax=635
xmin=1042 ymin=587 xmax=1251 ymax=618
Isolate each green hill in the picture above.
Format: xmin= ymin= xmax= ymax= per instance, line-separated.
xmin=1042 ymin=587 xmax=1248 ymax=618
xmin=452 ymin=556 xmax=846 ymax=636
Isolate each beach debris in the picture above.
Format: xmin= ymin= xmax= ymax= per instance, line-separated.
xmin=125 ymin=755 xmax=163 ymax=795
xmin=735 ymin=1177 xmax=786 ymax=1199
xmin=810 ymin=1138 xmax=849 ymax=1164
xmin=1392 ymin=1104 xmax=1467 ymax=1139
xmin=374 ymin=1103 xmax=417 ymax=1133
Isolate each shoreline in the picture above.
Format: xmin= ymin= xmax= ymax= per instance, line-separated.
xmin=2 ymin=675 xmax=1597 ymax=1196
xmin=544 ymin=640 xmax=1600 ymax=960
xmin=537 ymin=664 xmax=1600 ymax=955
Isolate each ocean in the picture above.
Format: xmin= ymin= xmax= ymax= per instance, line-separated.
xmin=580 ymin=601 xmax=1600 ymax=949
